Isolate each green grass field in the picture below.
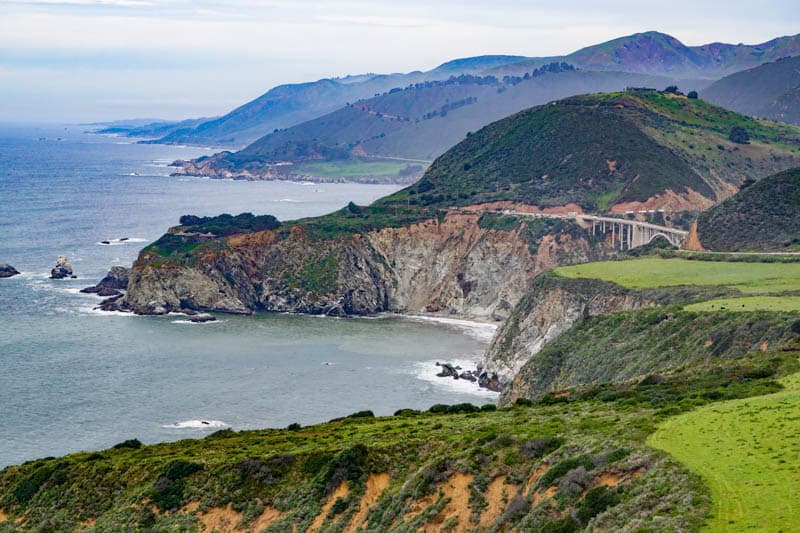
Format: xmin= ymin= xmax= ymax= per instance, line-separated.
xmin=648 ymin=364 xmax=800 ymax=531
xmin=685 ymin=296 xmax=800 ymax=313
xmin=555 ymin=257 xmax=800 ymax=295
xmin=295 ymin=160 xmax=421 ymax=178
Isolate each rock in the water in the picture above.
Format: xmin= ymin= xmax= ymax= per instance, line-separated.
xmin=81 ymin=266 xmax=130 ymax=294
xmin=189 ymin=313 xmax=217 ymax=323
xmin=435 ymin=362 xmax=459 ymax=378
xmin=0 ymin=264 xmax=20 ymax=278
xmin=50 ymin=256 xmax=74 ymax=279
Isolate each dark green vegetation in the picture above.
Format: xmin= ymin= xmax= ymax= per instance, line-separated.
xmin=697 ymin=167 xmax=800 ymax=252
xmin=703 ymin=56 xmax=800 ymax=126
xmin=381 ymin=91 xmax=800 ymax=211
xmin=178 ymin=213 xmax=281 ymax=237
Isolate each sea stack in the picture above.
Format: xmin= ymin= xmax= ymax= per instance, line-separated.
xmin=0 ymin=264 xmax=20 ymax=278
xmin=50 ymin=256 xmax=75 ymax=279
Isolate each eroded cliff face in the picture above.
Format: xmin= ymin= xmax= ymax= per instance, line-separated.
xmin=115 ymin=212 xmax=610 ymax=320
xmin=482 ymin=273 xmax=653 ymax=384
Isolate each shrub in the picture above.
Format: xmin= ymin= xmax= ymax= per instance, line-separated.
xmin=729 ymin=126 xmax=750 ymax=144
xmin=446 ymin=403 xmax=479 ymax=414
xmin=12 ymin=462 xmax=68 ymax=504
xmin=519 ymin=437 xmax=563 ymax=459
xmin=394 ymin=408 xmax=420 ymax=416
xmin=539 ymin=455 xmax=594 ymax=487
xmin=687 ymin=90 xmax=698 ymax=99
xmin=542 ymin=515 xmax=580 ymax=532
xmin=576 ymin=486 xmax=619 ymax=524
xmin=558 ymin=466 xmax=589 ymax=496
xmin=112 ymin=439 xmax=142 ymax=450
xmin=287 ymin=423 xmax=302 ymax=431
xmin=346 ymin=410 xmax=375 ymax=419
xmin=428 ymin=404 xmax=449 ymax=414
xmin=480 ymin=404 xmax=497 ymax=411
xmin=514 ymin=398 xmax=533 ymax=407
xmin=325 ymin=444 xmax=368 ymax=492
xmin=149 ymin=460 xmax=204 ymax=511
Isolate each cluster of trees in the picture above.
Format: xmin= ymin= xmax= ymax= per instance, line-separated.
xmin=178 ymin=213 xmax=281 ymax=236
xmin=503 ymin=62 xmax=576 ymax=86
xmin=421 ymin=96 xmax=479 ymax=120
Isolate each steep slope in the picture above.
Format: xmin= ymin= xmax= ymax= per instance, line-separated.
xmin=703 ymin=55 xmax=800 ymax=125
xmin=696 ymin=167 xmax=800 ymax=252
xmin=110 ymin=209 xmax=611 ymax=319
xmin=381 ymin=91 xmax=800 ymax=212
xmin=174 ymin=68 xmax=678 ymax=179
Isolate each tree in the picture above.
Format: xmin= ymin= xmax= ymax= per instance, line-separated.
xmin=729 ymin=126 xmax=750 ymax=144
xmin=687 ymin=90 xmax=698 ymax=99
xmin=663 ymin=85 xmax=681 ymax=94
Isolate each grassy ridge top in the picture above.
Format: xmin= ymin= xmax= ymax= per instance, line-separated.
xmin=554 ymin=257 xmax=800 ymax=296
xmin=381 ymin=91 xmax=800 ymax=212
xmin=696 ymin=167 xmax=800 ymax=252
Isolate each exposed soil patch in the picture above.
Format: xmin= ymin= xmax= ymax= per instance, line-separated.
xmin=480 ymin=475 xmax=519 ymax=527
xmin=197 ymin=504 xmax=243 ymax=533
xmin=424 ymin=472 xmax=474 ymax=533
xmin=309 ymin=481 xmax=350 ymax=532
xmin=345 ymin=473 xmax=390 ymax=533
xmin=531 ymin=486 xmax=558 ymax=507
xmin=523 ymin=464 xmax=549 ymax=496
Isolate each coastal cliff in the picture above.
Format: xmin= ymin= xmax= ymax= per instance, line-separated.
xmin=112 ymin=211 xmax=611 ymax=320
xmin=483 ymin=273 xmax=653 ymax=383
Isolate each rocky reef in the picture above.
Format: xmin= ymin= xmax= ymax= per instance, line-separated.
xmin=0 ymin=264 xmax=20 ymax=278
xmin=49 ymin=256 xmax=75 ymax=279
xmin=81 ymin=266 xmax=130 ymax=297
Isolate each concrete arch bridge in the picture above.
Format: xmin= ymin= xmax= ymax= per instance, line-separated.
xmin=503 ymin=210 xmax=689 ymax=250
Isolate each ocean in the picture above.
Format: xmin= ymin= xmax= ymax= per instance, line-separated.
xmin=0 ymin=124 xmax=496 ymax=468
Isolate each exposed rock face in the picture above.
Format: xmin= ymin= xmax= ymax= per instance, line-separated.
xmin=0 ymin=264 xmax=20 ymax=278
xmin=482 ymin=273 xmax=653 ymax=385
xmin=110 ymin=212 xmax=612 ymax=318
xmin=81 ymin=266 xmax=130 ymax=296
xmin=50 ymin=256 xmax=74 ymax=279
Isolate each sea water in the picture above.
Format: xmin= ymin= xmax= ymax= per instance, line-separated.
xmin=0 ymin=124 xmax=496 ymax=468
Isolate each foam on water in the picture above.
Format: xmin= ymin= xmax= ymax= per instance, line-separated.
xmin=162 ymin=420 xmax=229 ymax=430
xmin=411 ymin=358 xmax=499 ymax=398
xmin=403 ymin=315 xmax=498 ymax=342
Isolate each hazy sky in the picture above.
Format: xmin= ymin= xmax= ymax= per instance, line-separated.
xmin=1 ymin=0 xmax=798 ymax=122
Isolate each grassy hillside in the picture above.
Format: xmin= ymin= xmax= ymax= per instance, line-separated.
xmin=696 ymin=167 xmax=800 ymax=252
xmin=5 ymin=348 xmax=800 ymax=531
xmin=178 ymin=69 xmax=679 ymax=179
xmin=381 ymin=91 xmax=800 ymax=212
xmin=649 ymin=365 xmax=800 ymax=531
xmin=703 ymin=56 xmax=800 ymax=125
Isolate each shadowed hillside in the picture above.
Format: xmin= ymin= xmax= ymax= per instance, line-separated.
xmin=696 ymin=167 xmax=800 ymax=252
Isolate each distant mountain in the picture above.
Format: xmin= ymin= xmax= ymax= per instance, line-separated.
xmin=96 ymin=117 xmax=211 ymax=140
xmin=377 ymin=91 xmax=800 ymax=213
xmin=696 ymin=167 xmax=800 ymax=252
xmin=127 ymin=31 xmax=800 ymax=149
xmin=703 ymin=56 xmax=800 ymax=125
xmin=174 ymin=67 xmax=681 ymax=180
xmin=492 ymin=31 xmax=800 ymax=79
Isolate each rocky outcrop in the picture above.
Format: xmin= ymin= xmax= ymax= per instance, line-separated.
xmin=0 ymin=264 xmax=20 ymax=278
xmin=482 ymin=273 xmax=653 ymax=385
xmin=50 ymin=256 xmax=75 ymax=279
xmin=109 ymin=212 xmax=612 ymax=318
xmin=82 ymin=266 xmax=130 ymax=296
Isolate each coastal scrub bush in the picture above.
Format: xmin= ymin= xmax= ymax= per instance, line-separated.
xmin=394 ymin=408 xmax=421 ymax=416
xmin=428 ymin=404 xmax=449 ymax=414
xmin=12 ymin=461 xmax=68 ymax=504
xmin=324 ymin=444 xmax=368 ymax=492
xmin=346 ymin=410 xmax=375 ymax=419
xmin=178 ymin=212 xmax=281 ymax=236
xmin=287 ymin=423 xmax=302 ymax=431
xmin=150 ymin=460 xmax=204 ymax=511
xmin=446 ymin=403 xmax=480 ymax=414
xmin=539 ymin=455 xmax=594 ymax=487
xmin=519 ymin=437 xmax=563 ymax=459
xmin=576 ymin=486 xmax=620 ymax=524
xmin=112 ymin=438 xmax=142 ymax=450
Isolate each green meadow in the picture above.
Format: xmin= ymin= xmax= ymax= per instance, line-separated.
xmin=555 ymin=257 xmax=800 ymax=294
xmin=648 ymin=365 xmax=800 ymax=531
xmin=685 ymin=296 xmax=800 ymax=313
